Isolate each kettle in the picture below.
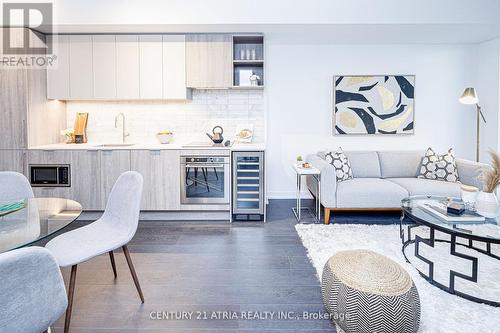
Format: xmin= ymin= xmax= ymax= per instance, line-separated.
xmin=206 ymin=126 xmax=224 ymax=144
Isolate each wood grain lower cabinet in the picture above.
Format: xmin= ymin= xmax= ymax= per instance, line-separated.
xmin=0 ymin=150 xmax=25 ymax=173
xmin=131 ymin=150 xmax=180 ymax=210
xmin=100 ymin=150 xmax=131 ymax=207
xmin=70 ymin=150 xmax=101 ymax=210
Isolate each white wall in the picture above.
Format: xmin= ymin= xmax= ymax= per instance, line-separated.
xmin=265 ymin=43 xmax=478 ymax=198
xmin=475 ymin=39 xmax=500 ymax=162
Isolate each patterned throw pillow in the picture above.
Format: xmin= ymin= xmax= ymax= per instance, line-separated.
xmin=325 ymin=148 xmax=353 ymax=182
xmin=418 ymin=148 xmax=459 ymax=182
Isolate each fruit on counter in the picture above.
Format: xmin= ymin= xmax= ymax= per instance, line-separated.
xmin=302 ymin=162 xmax=311 ymax=168
xmin=157 ymin=131 xmax=173 ymax=135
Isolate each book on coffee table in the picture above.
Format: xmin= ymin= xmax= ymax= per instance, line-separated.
xmin=419 ymin=203 xmax=485 ymax=223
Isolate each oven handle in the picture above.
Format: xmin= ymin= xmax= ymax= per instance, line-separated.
xmin=184 ymin=164 xmax=226 ymax=168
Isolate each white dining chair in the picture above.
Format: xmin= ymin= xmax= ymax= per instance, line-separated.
xmin=45 ymin=171 xmax=144 ymax=333
xmin=0 ymin=171 xmax=34 ymax=201
xmin=0 ymin=246 xmax=68 ymax=333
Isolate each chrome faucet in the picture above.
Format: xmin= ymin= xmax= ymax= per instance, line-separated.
xmin=114 ymin=113 xmax=130 ymax=143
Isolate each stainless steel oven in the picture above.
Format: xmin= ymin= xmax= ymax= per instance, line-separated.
xmin=180 ymin=156 xmax=230 ymax=204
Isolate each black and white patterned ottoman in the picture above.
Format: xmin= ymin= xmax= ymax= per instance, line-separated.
xmin=321 ymin=250 xmax=420 ymax=333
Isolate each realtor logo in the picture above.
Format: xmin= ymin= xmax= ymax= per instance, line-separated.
xmin=2 ymin=2 xmax=53 ymax=54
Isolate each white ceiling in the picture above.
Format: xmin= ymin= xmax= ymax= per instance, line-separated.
xmin=2 ymin=0 xmax=500 ymax=44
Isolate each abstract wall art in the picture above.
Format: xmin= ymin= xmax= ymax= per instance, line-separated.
xmin=333 ymin=75 xmax=415 ymax=135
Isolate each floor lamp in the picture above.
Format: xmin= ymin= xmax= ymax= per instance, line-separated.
xmin=459 ymin=87 xmax=486 ymax=162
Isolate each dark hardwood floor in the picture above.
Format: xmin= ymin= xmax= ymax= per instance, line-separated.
xmin=45 ymin=200 xmax=336 ymax=332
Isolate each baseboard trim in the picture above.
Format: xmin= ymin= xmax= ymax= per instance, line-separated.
xmin=78 ymin=210 xmax=231 ymax=221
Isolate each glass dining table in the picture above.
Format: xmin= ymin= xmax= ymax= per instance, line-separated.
xmin=0 ymin=197 xmax=82 ymax=254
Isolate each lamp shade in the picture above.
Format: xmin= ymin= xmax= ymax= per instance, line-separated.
xmin=459 ymin=87 xmax=479 ymax=105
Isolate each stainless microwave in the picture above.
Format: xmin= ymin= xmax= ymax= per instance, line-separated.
xmin=29 ymin=164 xmax=71 ymax=187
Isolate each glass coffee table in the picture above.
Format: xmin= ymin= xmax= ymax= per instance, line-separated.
xmin=400 ymin=195 xmax=500 ymax=307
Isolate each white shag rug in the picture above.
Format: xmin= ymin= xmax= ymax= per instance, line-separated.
xmin=295 ymin=224 xmax=500 ymax=333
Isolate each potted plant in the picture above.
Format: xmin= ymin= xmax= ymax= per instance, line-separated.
xmin=476 ymin=150 xmax=500 ymax=218
xmin=60 ymin=128 xmax=74 ymax=144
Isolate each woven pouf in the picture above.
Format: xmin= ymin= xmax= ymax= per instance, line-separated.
xmin=321 ymin=250 xmax=420 ymax=333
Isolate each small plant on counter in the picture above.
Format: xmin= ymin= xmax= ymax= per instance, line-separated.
xmin=60 ymin=128 xmax=74 ymax=144
xmin=296 ymin=155 xmax=303 ymax=162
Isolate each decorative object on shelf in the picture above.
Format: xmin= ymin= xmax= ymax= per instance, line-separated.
xmin=333 ymin=75 xmax=415 ymax=135
xmin=249 ymin=73 xmax=260 ymax=86
xmin=235 ymin=124 xmax=254 ymax=143
xmin=325 ymin=148 xmax=352 ymax=182
xmin=156 ymin=131 xmax=173 ymax=144
xmin=476 ymin=150 xmax=500 ymax=218
xmin=461 ymin=184 xmax=479 ymax=207
xmin=417 ymin=147 xmax=459 ymax=182
xmin=73 ymin=112 xmax=88 ymax=144
xmin=60 ymin=128 xmax=75 ymax=144
xmin=233 ymin=35 xmax=264 ymax=87
xmin=238 ymin=69 xmax=254 ymax=86
xmin=206 ymin=125 xmax=224 ymax=144
xmin=459 ymin=87 xmax=486 ymax=162
xmin=322 ymin=250 xmax=421 ymax=333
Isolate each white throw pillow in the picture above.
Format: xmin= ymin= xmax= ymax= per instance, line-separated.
xmin=325 ymin=148 xmax=353 ymax=182
xmin=418 ymin=147 xmax=459 ymax=182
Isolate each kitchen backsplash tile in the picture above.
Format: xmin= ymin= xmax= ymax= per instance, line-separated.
xmin=66 ymin=90 xmax=265 ymax=144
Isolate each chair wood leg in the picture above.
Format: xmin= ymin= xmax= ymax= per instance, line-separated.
xmin=324 ymin=207 xmax=331 ymax=225
xmin=64 ymin=265 xmax=78 ymax=333
xmin=109 ymin=251 xmax=117 ymax=278
xmin=122 ymin=245 xmax=144 ymax=303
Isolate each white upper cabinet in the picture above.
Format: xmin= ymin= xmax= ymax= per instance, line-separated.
xmin=46 ymin=34 xmax=193 ymax=100
xmin=163 ymin=35 xmax=190 ymax=100
xmin=116 ymin=35 xmax=140 ymax=99
xmin=69 ymin=35 xmax=93 ymax=99
xmin=92 ymin=35 xmax=116 ymax=99
xmin=47 ymin=35 xmax=70 ymax=100
xmin=139 ymin=35 xmax=163 ymax=99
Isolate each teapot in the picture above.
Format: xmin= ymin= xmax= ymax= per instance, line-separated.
xmin=206 ymin=126 xmax=224 ymax=144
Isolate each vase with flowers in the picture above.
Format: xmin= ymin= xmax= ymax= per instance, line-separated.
xmin=60 ymin=128 xmax=74 ymax=144
xmin=476 ymin=150 xmax=500 ymax=218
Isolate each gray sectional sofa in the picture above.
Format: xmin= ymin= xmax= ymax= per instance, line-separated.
xmin=306 ymin=151 xmax=489 ymax=224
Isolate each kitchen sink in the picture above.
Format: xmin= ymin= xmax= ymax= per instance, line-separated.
xmin=93 ymin=143 xmax=135 ymax=147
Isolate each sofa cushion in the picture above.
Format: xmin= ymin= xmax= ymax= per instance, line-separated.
xmin=336 ymin=178 xmax=409 ymax=208
xmin=325 ymin=149 xmax=353 ymax=182
xmin=387 ymin=178 xmax=461 ymax=197
xmin=377 ymin=151 xmax=424 ymax=178
xmin=344 ymin=151 xmax=381 ymax=178
xmin=417 ymin=148 xmax=459 ymax=182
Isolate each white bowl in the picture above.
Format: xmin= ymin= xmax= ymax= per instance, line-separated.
xmin=156 ymin=133 xmax=173 ymax=144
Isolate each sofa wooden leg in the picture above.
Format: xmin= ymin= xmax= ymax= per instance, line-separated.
xmin=324 ymin=208 xmax=331 ymax=225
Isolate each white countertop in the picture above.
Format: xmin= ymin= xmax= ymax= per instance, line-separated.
xmin=28 ymin=141 xmax=266 ymax=151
